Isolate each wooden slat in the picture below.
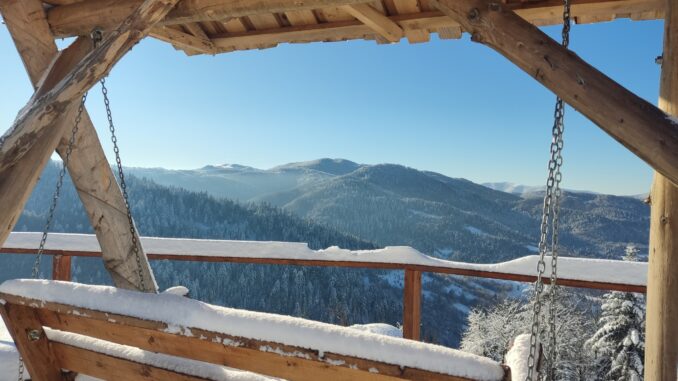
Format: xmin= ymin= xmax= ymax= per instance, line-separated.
xmin=343 ymin=3 xmax=404 ymax=42
xmin=4 ymin=298 xmax=485 ymax=381
xmin=430 ymin=0 xmax=678 ymax=186
xmin=403 ymin=269 xmax=422 ymax=341
xmin=212 ymin=12 xmax=451 ymax=51
xmin=0 ymin=303 xmax=64 ymax=381
xmin=52 ymin=342 xmax=211 ymax=381
xmin=285 ymin=9 xmax=319 ymax=25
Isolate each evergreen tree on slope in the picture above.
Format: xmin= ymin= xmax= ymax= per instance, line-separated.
xmin=586 ymin=245 xmax=645 ymax=381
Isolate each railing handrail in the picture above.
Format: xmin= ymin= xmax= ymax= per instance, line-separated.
xmin=0 ymin=232 xmax=648 ymax=341
xmin=1 ymin=232 xmax=647 ymax=293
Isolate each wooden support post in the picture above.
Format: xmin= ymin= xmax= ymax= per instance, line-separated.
xmin=429 ymin=0 xmax=678 ymax=186
xmin=0 ymin=0 xmax=177 ymax=293
xmin=0 ymin=303 xmax=64 ymax=381
xmin=403 ymin=269 xmax=422 ymax=341
xmin=645 ymin=0 xmax=678 ymax=377
xmin=52 ymin=255 xmax=72 ymax=281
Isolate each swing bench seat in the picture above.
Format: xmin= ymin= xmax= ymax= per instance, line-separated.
xmin=0 ymin=280 xmax=519 ymax=381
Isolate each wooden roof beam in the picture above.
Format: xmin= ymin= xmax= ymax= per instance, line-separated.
xmin=47 ymin=0 xmax=375 ymax=38
xmin=343 ymin=3 xmax=404 ymax=42
xmin=45 ymin=0 xmax=664 ymax=39
xmin=430 ymin=0 xmax=678 ymax=185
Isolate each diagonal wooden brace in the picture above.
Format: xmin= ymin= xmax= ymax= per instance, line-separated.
xmin=0 ymin=0 xmax=181 ymax=291
xmin=430 ymin=0 xmax=678 ymax=186
xmin=1 ymin=0 xmax=159 ymax=293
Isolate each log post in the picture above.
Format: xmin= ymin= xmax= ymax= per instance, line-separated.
xmin=1 ymin=0 xmax=159 ymax=293
xmin=645 ymin=0 xmax=678 ymax=377
xmin=403 ymin=269 xmax=422 ymax=340
xmin=52 ymin=255 xmax=72 ymax=281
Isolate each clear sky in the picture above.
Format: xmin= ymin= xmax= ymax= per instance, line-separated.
xmin=0 ymin=18 xmax=665 ymax=195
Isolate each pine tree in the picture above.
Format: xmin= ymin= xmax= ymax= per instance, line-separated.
xmin=586 ymin=245 xmax=645 ymax=381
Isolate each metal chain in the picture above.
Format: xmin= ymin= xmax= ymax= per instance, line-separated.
xmin=100 ymin=77 xmax=147 ymax=292
xmin=21 ymin=88 xmax=88 ymax=381
xmin=31 ymin=93 xmax=88 ymax=279
xmin=90 ymin=29 xmax=148 ymax=292
xmin=525 ymin=0 xmax=570 ymax=379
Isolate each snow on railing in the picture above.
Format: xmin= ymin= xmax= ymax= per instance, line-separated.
xmin=0 ymin=232 xmax=648 ymax=341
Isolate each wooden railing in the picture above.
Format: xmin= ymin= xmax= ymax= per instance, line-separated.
xmin=1 ymin=232 xmax=648 ymax=341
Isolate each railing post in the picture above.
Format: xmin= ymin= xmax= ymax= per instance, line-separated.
xmin=403 ymin=269 xmax=422 ymax=340
xmin=52 ymin=255 xmax=72 ymax=281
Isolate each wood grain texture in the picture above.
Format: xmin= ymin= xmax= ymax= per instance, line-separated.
xmin=0 ymin=303 xmax=65 ymax=381
xmin=150 ymin=26 xmax=217 ymax=53
xmin=645 ymin=0 xmax=678 ymax=377
xmin=52 ymin=255 xmax=72 ymax=281
xmin=47 ymin=0 xmax=375 ymax=37
xmin=403 ymin=269 xmax=422 ymax=340
xmin=52 ymin=342 xmax=212 ymax=381
xmin=0 ymin=297 xmax=489 ymax=381
xmin=429 ymin=0 xmax=678 ymax=185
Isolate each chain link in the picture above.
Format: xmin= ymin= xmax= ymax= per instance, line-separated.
xmin=99 ymin=77 xmax=147 ymax=292
xmin=525 ymin=0 xmax=570 ymax=379
xmin=31 ymin=93 xmax=87 ymax=279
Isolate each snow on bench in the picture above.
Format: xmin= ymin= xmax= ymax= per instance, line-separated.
xmin=0 ymin=279 xmax=506 ymax=381
xmin=2 ymin=232 xmax=647 ymax=288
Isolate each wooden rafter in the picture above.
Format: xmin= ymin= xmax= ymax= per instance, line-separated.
xmin=343 ymin=3 xmax=404 ymax=42
xmin=211 ymin=12 xmax=456 ymax=52
xmin=45 ymin=0 xmax=663 ymax=40
xmin=150 ymin=26 xmax=216 ymax=54
xmin=47 ymin=0 xmax=375 ymax=38
xmin=428 ymin=0 xmax=678 ymax=186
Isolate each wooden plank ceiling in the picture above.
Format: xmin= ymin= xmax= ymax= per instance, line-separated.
xmin=39 ymin=0 xmax=663 ymax=55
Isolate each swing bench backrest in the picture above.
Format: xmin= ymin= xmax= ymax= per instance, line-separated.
xmin=0 ymin=281 xmax=510 ymax=381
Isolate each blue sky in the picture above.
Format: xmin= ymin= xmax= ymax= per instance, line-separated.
xmin=0 ymin=18 xmax=664 ymax=195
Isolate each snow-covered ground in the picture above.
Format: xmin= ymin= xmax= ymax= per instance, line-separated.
xmin=4 ymin=232 xmax=648 ymax=287
xmin=0 ymin=279 xmax=505 ymax=381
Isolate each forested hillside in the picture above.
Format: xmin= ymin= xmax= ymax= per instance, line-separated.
xmin=5 ymin=162 xmax=510 ymax=347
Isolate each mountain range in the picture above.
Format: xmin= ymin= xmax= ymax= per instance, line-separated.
xmin=2 ymin=159 xmax=649 ymax=348
xmin=128 ymin=158 xmax=650 ymax=261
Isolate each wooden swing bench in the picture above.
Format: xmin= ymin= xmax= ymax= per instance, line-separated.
xmin=0 ymin=280 xmax=517 ymax=381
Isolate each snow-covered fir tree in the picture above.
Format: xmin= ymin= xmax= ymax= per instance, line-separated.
xmin=586 ymin=244 xmax=645 ymax=381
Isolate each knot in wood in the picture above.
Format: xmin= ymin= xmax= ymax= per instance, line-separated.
xmin=467 ymin=8 xmax=480 ymax=21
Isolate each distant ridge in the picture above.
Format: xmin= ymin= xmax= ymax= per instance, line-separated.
xmin=271 ymin=158 xmax=363 ymax=176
